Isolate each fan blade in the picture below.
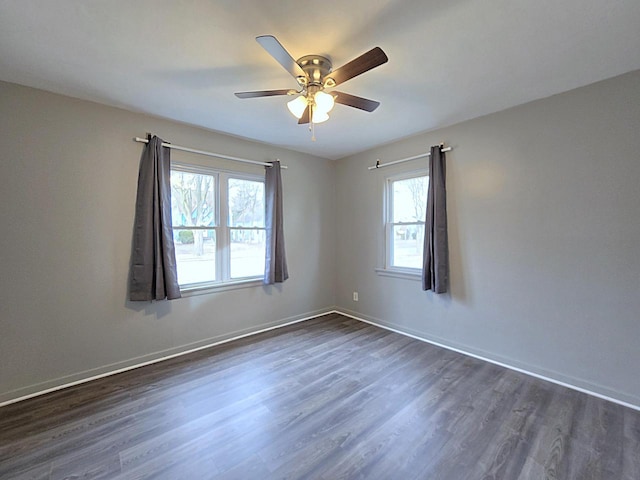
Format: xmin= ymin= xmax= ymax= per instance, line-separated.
xmin=332 ymin=91 xmax=380 ymax=112
xmin=327 ymin=47 xmax=388 ymax=87
xmin=256 ymin=35 xmax=306 ymax=80
xmin=298 ymin=105 xmax=310 ymax=124
xmin=235 ymin=89 xmax=292 ymax=99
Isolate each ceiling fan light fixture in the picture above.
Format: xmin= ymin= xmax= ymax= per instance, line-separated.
xmin=287 ymin=95 xmax=308 ymax=119
xmin=314 ymin=91 xmax=335 ymax=114
xmin=236 ymin=35 xmax=388 ymax=134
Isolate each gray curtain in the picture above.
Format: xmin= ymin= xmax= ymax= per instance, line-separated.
xmin=422 ymin=145 xmax=449 ymax=293
xmin=129 ymin=136 xmax=181 ymax=301
xmin=264 ymin=161 xmax=289 ymax=284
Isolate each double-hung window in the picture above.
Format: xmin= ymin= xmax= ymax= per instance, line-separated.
xmin=170 ymin=163 xmax=266 ymax=290
xmin=384 ymin=171 xmax=428 ymax=272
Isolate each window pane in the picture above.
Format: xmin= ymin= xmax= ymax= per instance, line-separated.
xmin=228 ymin=178 xmax=265 ymax=228
xmin=230 ymin=229 xmax=266 ymax=279
xmin=171 ymin=171 xmax=216 ymax=227
xmin=392 ymin=224 xmax=424 ymax=269
xmin=392 ymin=176 xmax=428 ymax=223
xmin=174 ymin=229 xmax=216 ymax=285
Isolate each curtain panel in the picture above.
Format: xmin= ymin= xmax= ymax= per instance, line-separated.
xmin=129 ymin=136 xmax=181 ymax=301
xmin=264 ymin=161 xmax=289 ymax=284
xmin=422 ymin=145 xmax=449 ymax=293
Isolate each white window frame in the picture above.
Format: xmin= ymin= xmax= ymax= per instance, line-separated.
xmin=171 ymin=162 xmax=266 ymax=294
xmin=379 ymin=169 xmax=428 ymax=279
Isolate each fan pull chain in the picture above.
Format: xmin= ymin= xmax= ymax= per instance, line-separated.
xmin=310 ymin=105 xmax=316 ymax=141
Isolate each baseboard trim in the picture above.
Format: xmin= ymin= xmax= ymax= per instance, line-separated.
xmin=0 ymin=307 xmax=335 ymax=408
xmin=332 ymin=308 xmax=640 ymax=412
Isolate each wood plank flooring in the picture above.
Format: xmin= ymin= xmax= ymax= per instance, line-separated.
xmin=1 ymin=313 xmax=639 ymax=479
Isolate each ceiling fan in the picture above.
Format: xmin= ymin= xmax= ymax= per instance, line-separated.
xmin=235 ymin=35 xmax=388 ymax=126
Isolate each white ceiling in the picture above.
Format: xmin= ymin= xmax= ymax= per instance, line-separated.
xmin=1 ymin=0 xmax=639 ymax=160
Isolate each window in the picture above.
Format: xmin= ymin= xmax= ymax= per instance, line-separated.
xmin=170 ymin=164 xmax=265 ymax=289
xmin=385 ymin=172 xmax=428 ymax=272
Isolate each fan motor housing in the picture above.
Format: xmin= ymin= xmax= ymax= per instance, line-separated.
xmin=296 ymin=55 xmax=332 ymax=86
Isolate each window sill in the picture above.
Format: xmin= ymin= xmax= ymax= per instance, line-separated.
xmin=180 ymin=278 xmax=263 ymax=297
xmin=374 ymin=267 xmax=421 ymax=281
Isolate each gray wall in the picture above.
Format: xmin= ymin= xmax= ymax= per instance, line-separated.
xmin=334 ymin=70 xmax=640 ymax=406
xmin=0 ymin=81 xmax=336 ymax=403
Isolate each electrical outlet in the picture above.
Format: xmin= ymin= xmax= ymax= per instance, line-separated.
xmin=353 ymin=292 xmax=359 ymax=302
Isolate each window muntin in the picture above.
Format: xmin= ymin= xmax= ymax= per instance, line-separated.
xmin=386 ymin=173 xmax=428 ymax=271
xmin=170 ymin=165 xmax=265 ymax=289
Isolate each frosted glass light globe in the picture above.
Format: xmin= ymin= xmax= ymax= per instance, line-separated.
xmin=287 ymin=96 xmax=308 ymax=119
xmin=311 ymin=109 xmax=329 ymax=124
xmin=314 ymin=91 xmax=335 ymax=114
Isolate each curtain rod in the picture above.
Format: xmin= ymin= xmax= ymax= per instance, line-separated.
xmin=134 ymin=137 xmax=287 ymax=169
xmin=367 ymin=146 xmax=452 ymax=170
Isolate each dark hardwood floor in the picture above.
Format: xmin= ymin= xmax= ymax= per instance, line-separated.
xmin=1 ymin=313 xmax=639 ymax=479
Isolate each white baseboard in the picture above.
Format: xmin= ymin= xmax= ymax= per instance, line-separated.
xmin=0 ymin=307 xmax=335 ymax=407
xmin=332 ymin=308 xmax=640 ymax=412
